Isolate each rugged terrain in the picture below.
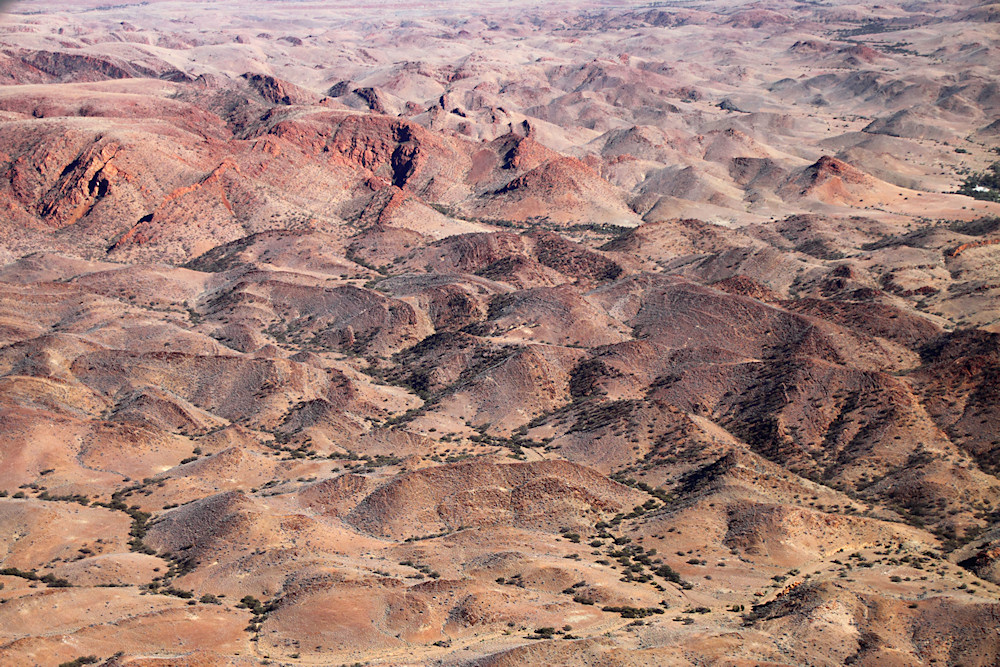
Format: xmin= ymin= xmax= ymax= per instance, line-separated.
xmin=1 ymin=0 xmax=1000 ymax=665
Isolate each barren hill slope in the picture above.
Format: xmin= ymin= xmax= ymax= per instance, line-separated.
xmin=1 ymin=1 xmax=1000 ymax=666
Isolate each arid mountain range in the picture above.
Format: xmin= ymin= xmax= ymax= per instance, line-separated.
xmin=1 ymin=0 xmax=999 ymax=665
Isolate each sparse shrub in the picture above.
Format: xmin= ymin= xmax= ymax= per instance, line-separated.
xmin=58 ymin=658 xmax=99 ymax=667
xmin=601 ymin=605 xmax=664 ymax=619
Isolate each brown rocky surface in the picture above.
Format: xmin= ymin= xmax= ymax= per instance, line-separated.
xmin=1 ymin=0 xmax=999 ymax=665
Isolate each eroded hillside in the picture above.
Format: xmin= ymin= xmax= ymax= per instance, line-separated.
xmin=1 ymin=1 xmax=999 ymax=666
